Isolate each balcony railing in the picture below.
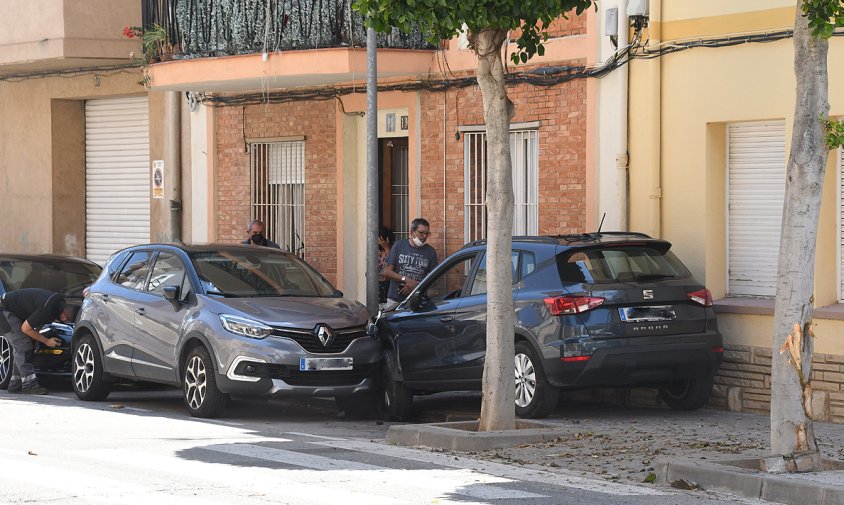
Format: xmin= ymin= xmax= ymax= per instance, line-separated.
xmin=143 ymin=0 xmax=433 ymax=60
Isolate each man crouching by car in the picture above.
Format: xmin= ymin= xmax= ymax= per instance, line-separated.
xmin=0 ymin=288 xmax=77 ymax=395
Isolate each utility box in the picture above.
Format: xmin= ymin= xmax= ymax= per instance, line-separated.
xmin=627 ymin=0 xmax=649 ymax=17
xmin=605 ymin=8 xmax=618 ymax=37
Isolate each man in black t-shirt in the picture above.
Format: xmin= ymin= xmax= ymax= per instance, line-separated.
xmin=0 ymin=288 xmax=77 ymax=395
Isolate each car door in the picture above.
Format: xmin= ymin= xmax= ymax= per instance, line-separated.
xmin=130 ymin=250 xmax=193 ymax=384
xmin=100 ymin=250 xmax=154 ymax=377
xmin=387 ymin=252 xmax=478 ymax=384
xmin=447 ymin=250 xmax=526 ymax=383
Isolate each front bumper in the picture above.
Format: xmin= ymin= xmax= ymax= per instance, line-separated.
xmin=211 ymin=333 xmax=381 ymax=398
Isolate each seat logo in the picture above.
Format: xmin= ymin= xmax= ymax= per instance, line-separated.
xmin=642 ymin=289 xmax=654 ymax=300
xmin=314 ymin=324 xmax=335 ymax=347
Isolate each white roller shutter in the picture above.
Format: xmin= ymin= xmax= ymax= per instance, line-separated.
xmin=85 ymin=97 xmax=150 ymax=265
xmin=727 ymin=121 xmax=786 ymax=297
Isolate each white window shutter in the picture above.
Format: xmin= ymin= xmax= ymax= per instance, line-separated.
xmin=727 ymin=121 xmax=786 ymax=297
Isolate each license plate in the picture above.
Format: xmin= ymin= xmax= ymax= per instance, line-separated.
xmin=299 ymin=357 xmax=353 ymax=371
xmin=619 ymin=305 xmax=676 ymax=322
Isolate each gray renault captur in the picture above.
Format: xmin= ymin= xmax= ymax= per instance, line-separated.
xmin=72 ymin=243 xmax=378 ymax=418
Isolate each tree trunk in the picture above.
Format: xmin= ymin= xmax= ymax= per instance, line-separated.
xmin=769 ymin=5 xmax=829 ymax=470
xmin=473 ymin=28 xmax=517 ymax=432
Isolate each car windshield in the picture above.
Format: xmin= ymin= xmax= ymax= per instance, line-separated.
xmin=557 ymin=246 xmax=691 ymax=284
xmin=0 ymin=258 xmax=101 ymax=298
xmin=190 ymin=250 xmax=338 ymax=298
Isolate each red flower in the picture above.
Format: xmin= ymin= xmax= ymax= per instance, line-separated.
xmin=122 ymin=26 xmax=142 ymax=39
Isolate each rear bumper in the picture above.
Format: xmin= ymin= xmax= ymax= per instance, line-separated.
xmin=543 ymin=332 xmax=723 ymax=389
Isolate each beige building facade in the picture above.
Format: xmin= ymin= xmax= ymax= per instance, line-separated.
xmin=0 ymin=1 xmax=185 ymax=262
xmin=625 ymin=1 xmax=844 ymax=420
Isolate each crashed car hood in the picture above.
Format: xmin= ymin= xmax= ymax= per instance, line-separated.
xmin=215 ymin=296 xmax=369 ymax=328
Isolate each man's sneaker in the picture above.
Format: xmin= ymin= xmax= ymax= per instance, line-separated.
xmin=21 ymin=384 xmax=48 ymax=395
xmin=7 ymin=381 xmax=22 ymax=394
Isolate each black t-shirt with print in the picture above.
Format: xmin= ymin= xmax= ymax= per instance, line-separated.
xmin=2 ymin=288 xmax=65 ymax=329
xmin=384 ymin=239 xmax=438 ymax=301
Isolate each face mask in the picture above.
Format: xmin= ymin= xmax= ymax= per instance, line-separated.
xmin=411 ymin=236 xmax=424 ymax=247
xmin=251 ymin=233 xmax=265 ymax=245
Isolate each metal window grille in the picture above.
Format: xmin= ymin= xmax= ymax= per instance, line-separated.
xmin=392 ymin=143 xmax=410 ymax=241
xmin=464 ymin=129 xmax=539 ymax=242
xmin=250 ymin=141 xmax=305 ymax=257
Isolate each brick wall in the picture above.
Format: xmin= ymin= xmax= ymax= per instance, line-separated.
xmin=214 ymin=100 xmax=338 ymax=282
xmin=419 ymin=60 xmax=588 ymax=260
xmin=570 ymin=344 xmax=844 ymax=424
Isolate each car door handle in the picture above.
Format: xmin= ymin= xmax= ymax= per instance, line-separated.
xmin=135 ymin=307 xmax=146 ymax=316
xmin=440 ymin=315 xmax=454 ymax=323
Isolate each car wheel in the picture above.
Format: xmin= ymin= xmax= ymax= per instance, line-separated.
xmin=380 ymin=350 xmax=413 ymax=421
xmin=183 ymin=346 xmax=228 ymax=418
xmin=0 ymin=334 xmax=12 ymax=390
xmin=658 ymin=375 xmax=714 ymax=410
xmin=72 ymin=333 xmax=112 ymax=401
xmin=514 ymin=341 xmax=559 ymax=419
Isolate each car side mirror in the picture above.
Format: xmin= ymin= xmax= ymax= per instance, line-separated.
xmin=162 ymin=286 xmax=180 ymax=303
xmin=406 ymin=291 xmax=422 ymax=311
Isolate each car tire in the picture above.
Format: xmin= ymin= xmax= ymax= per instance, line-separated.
xmin=72 ymin=333 xmax=112 ymax=401
xmin=658 ymin=375 xmax=715 ymax=411
xmin=514 ymin=341 xmax=559 ymax=419
xmin=0 ymin=334 xmax=12 ymax=390
xmin=183 ymin=346 xmax=228 ymax=418
xmin=380 ymin=350 xmax=413 ymax=421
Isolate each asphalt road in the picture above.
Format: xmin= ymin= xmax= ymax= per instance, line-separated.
xmin=0 ymin=379 xmax=771 ymax=505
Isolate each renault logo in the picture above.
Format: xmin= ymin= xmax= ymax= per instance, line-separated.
xmin=314 ymin=324 xmax=335 ymax=347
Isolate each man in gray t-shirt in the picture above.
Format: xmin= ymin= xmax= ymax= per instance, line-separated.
xmin=383 ymin=218 xmax=438 ymax=309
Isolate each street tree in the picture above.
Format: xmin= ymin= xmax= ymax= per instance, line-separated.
xmin=771 ymin=0 xmax=844 ymax=472
xmin=353 ymin=0 xmax=592 ymax=430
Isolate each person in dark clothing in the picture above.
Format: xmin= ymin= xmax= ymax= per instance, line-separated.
xmin=242 ymin=219 xmax=281 ymax=248
xmin=0 ymin=288 xmax=77 ymax=395
xmin=377 ymin=226 xmax=395 ymax=307
xmin=383 ymin=218 xmax=438 ymax=310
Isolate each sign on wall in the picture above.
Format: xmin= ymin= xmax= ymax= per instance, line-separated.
xmin=152 ymin=160 xmax=165 ymax=199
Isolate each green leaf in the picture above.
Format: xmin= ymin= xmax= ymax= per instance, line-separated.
xmin=643 ymin=473 xmax=657 ymax=484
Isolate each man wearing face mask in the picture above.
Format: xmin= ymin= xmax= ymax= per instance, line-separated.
xmin=383 ymin=218 xmax=438 ymax=310
xmin=242 ymin=219 xmax=280 ymax=248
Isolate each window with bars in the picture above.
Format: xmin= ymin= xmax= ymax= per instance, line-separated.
xmin=249 ymin=140 xmax=305 ymax=257
xmin=464 ymin=129 xmax=539 ymax=243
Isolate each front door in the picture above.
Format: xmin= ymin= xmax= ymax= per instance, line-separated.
xmin=380 ymin=137 xmax=409 ymax=240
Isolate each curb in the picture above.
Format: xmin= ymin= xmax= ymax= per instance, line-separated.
xmin=655 ymin=458 xmax=844 ymax=505
xmin=386 ymin=420 xmax=572 ymax=451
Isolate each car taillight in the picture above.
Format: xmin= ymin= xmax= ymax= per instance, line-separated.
xmin=687 ymin=288 xmax=713 ymax=307
xmin=544 ymin=296 xmax=605 ymax=315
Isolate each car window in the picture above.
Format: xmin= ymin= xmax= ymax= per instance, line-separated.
xmin=520 ymin=251 xmax=536 ymax=278
xmin=558 ymin=246 xmax=691 ymax=284
xmin=423 ymin=254 xmax=478 ymax=302
xmin=147 ymin=252 xmax=191 ymax=300
xmin=190 ymin=249 xmax=336 ymax=297
xmin=115 ymin=251 xmax=153 ymax=290
xmin=0 ymin=258 xmax=101 ymax=298
xmin=468 ymin=251 xmax=520 ymax=296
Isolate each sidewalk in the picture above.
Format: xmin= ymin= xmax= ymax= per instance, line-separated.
xmin=391 ymin=397 xmax=844 ymax=504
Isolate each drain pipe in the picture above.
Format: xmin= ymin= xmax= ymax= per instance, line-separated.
xmin=168 ymin=91 xmax=182 ymax=242
xmin=617 ymin=0 xmax=630 ymax=231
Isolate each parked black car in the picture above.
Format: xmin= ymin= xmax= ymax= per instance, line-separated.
xmin=0 ymin=254 xmax=102 ymax=390
xmin=72 ymin=244 xmax=379 ymax=418
xmin=375 ymin=232 xmax=723 ymax=420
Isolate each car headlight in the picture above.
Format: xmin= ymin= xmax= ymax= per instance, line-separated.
xmin=219 ymin=314 xmax=273 ymax=339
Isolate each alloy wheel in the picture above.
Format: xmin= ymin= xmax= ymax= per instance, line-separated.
xmin=514 ymin=352 xmax=537 ymax=408
xmin=0 ymin=336 xmax=10 ymax=385
xmin=73 ymin=342 xmax=96 ymax=392
xmin=185 ymin=355 xmax=207 ymax=410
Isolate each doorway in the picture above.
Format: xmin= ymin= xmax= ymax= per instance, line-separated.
xmin=379 ymin=137 xmax=409 ymax=241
